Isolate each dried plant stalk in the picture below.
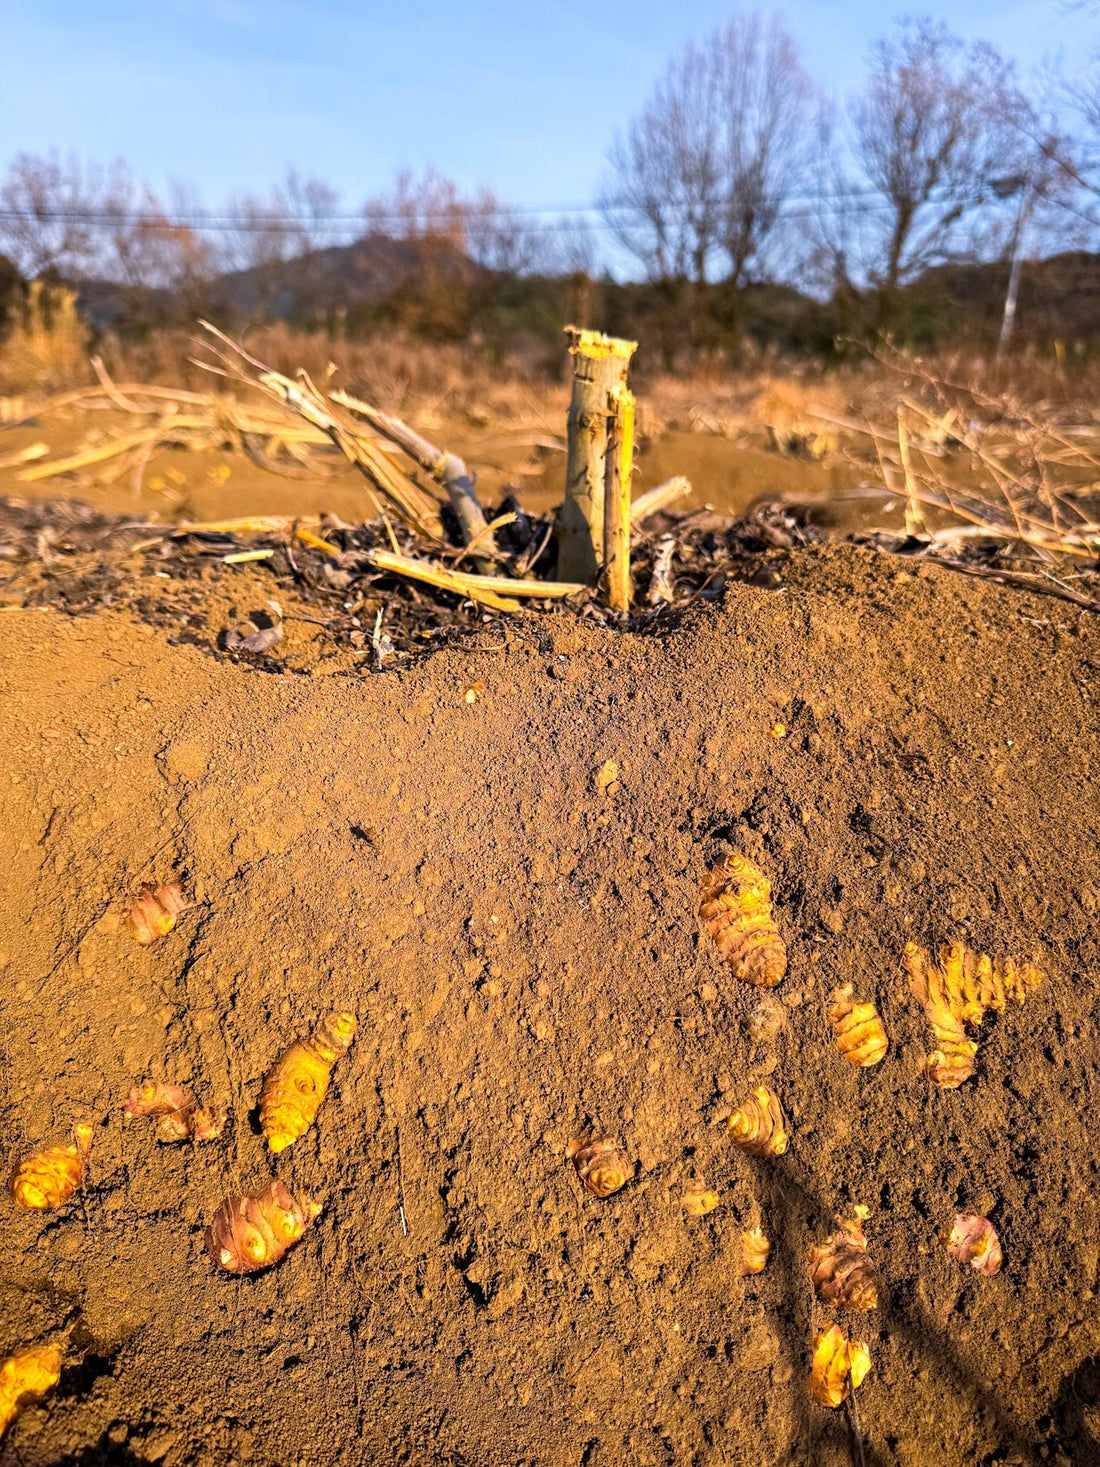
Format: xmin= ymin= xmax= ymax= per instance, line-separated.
xmin=699 ymin=855 xmax=787 ymax=988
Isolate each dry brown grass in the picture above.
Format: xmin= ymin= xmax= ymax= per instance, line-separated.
xmin=0 ymin=284 xmax=92 ymax=394
xmin=97 ymin=324 xmax=566 ymax=427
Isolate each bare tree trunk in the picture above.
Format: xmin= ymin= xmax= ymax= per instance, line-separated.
xmin=555 ymin=326 xmax=636 ymax=584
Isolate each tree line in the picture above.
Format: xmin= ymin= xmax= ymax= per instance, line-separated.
xmin=2 ymin=13 xmax=1099 ymax=359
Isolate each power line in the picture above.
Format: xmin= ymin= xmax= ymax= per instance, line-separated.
xmin=0 ymin=187 xmax=1031 ymax=237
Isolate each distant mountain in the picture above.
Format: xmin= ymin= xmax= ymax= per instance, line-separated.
xmin=67 ymin=239 xmax=1100 ymax=347
xmin=76 ymin=233 xmax=488 ymax=331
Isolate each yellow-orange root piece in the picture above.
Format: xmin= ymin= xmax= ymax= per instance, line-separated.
xmin=0 ymin=1344 xmax=62 ymax=1438
xmin=828 ymin=985 xmax=888 ymax=1067
xmin=10 ymin=1124 xmax=93 ymax=1210
xmin=259 ymin=1011 xmax=357 ymax=1154
xmin=904 ymin=941 xmax=1043 ymax=1088
xmin=808 ymin=1325 xmax=871 ymax=1408
xmin=808 ymin=1208 xmax=880 ymax=1312
xmin=681 ymin=1187 xmax=719 ymax=1216
xmin=126 ymin=878 xmax=189 ymax=944
xmin=699 ymin=855 xmax=787 ymax=988
xmin=124 ymin=1081 xmax=224 ymax=1143
xmin=206 ymin=1178 xmax=321 ymax=1274
xmin=945 ymin=1214 xmax=1002 ymax=1276
xmin=728 ymin=1085 xmax=789 ymax=1158
xmin=740 ymin=1226 xmax=771 ymax=1276
xmin=566 ymin=1131 xmax=630 ymax=1198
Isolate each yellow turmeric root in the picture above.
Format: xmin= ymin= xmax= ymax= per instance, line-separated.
xmin=205 ymin=1179 xmax=321 ymax=1274
xmin=904 ymin=941 xmax=1042 ymax=1088
xmin=126 ymin=879 xmax=189 ymax=944
xmin=566 ymin=1131 xmax=631 ymax=1198
xmin=124 ymin=1081 xmax=224 ymax=1143
xmin=728 ymin=1085 xmax=789 ymax=1158
xmin=808 ymin=1207 xmax=880 ymax=1312
xmin=0 ymin=1344 xmax=62 ymax=1437
xmin=10 ymin=1124 xmax=93 ymax=1210
xmin=828 ymin=985 xmax=888 ymax=1067
xmin=699 ymin=855 xmax=787 ymax=987
xmin=739 ymin=1226 xmax=771 ymax=1276
xmin=808 ymin=1325 xmax=871 ymax=1408
xmin=259 ymin=1011 xmax=357 ymax=1153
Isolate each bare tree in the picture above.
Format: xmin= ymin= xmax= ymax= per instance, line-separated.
xmin=225 ymin=187 xmax=298 ymax=319
xmin=363 ymin=167 xmax=467 ymax=250
xmin=0 ymin=151 xmax=128 ymax=278
xmin=598 ymin=39 xmax=726 ymax=287
xmin=599 ymin=16 xmax=816 ymax=293
xmin=715 ymin=16 xmax=818 ymax=292
xmin=848 ymin=20 xmax=1031 ymax=303
xmin=465 ymin=188 xmax=541 ymax=275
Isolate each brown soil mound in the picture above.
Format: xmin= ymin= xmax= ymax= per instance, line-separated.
xmin=1 ymin=544 xmax=1098 ymax=1467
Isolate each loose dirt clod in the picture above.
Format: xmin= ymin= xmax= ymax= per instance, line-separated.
xmin=808 ymin=1325 xmax=872 ymax=1409
xmin=946 ymin=1214 xmax=1003 ymax=1276
xmin=0 ymin=1344 xmax=62 ymax=1438
xmin=124 ymin=1081 xmax=224 ymax=1143
xmin=744 ymin=993 xmax=787 ymax=1046
xmin=828 ymin=985 xmax=888 ymax=1067
xmin=566 ymin=1131 xmax=630 ymax=1198
xmin=258 ymin=1011 xmax=357 ymax=1154
xmin=699 ymin=855 xmax=787 ymax=987
xmin=9 ymin=1123 xmax=93 ymax=1210
xmin=205 ymin=1179 xmax=321 ymax=1274
xmin=727 ymin=1085 xmax=789 ymax=1157
xmin=126 ymin=878 xmax=189 ymax=945
xmin=808 ymin=1207 xmax=880 ymax=1312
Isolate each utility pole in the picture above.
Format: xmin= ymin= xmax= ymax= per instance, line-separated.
xmin=993 ymin=174 xmax=1034 ymax=357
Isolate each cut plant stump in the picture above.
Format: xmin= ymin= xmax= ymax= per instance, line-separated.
xmin=555 ymin=326 xmax=637 ymax=584
xmin=604 ymin=383 xmax=635 ymax=612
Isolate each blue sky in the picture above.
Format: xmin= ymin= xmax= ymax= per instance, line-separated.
xmin=1 ymin=0 xmax=1094 ymax=212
